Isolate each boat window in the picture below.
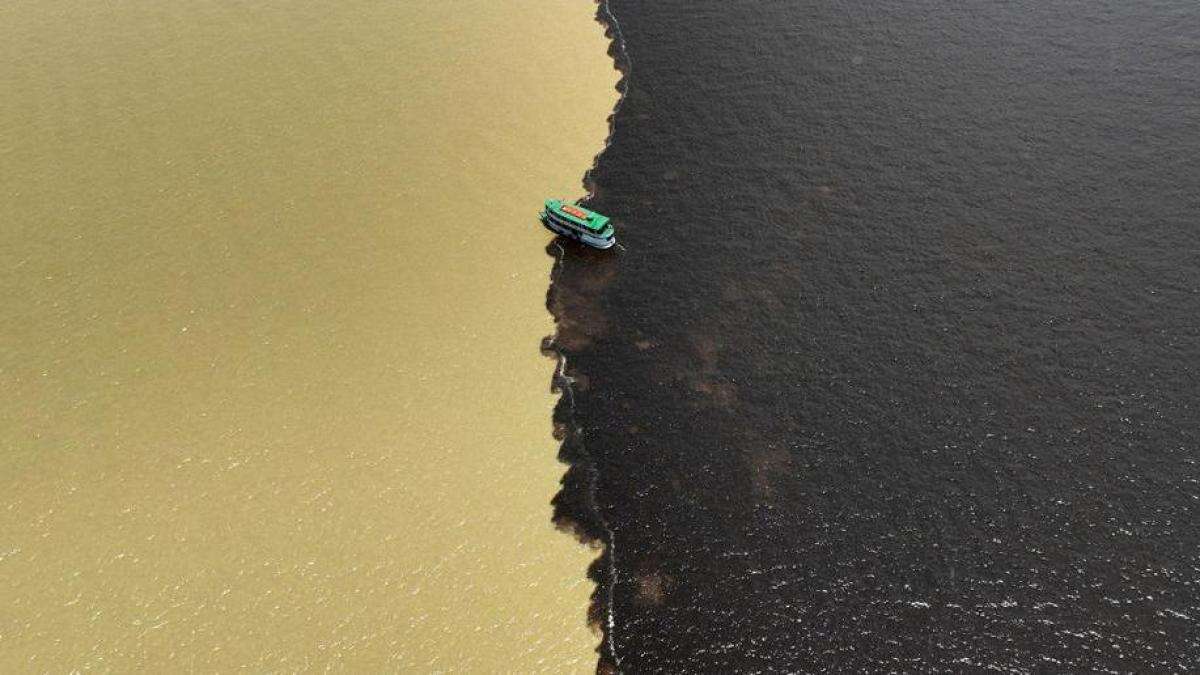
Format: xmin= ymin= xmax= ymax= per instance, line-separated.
xmin=548 ymin=212 xmax=608 ymax=235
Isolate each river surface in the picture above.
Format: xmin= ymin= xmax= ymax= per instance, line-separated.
xmin=551 ymin=1 xmax=1200 ymax=670
xmin=1 ymin=1 xmax=616 ymax=670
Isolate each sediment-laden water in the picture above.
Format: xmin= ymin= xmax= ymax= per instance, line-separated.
xmin=0 ymin=1 xmax=616 ymax=670
xmin=551 ymin=1 xmax=1200 ymax=670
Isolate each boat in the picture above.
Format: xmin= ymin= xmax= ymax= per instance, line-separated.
xmin=540 ymin=199 xmax=616 ymax=249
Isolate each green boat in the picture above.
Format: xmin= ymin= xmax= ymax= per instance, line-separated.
xmin=540 ymin=199 xmax=616 ymax=249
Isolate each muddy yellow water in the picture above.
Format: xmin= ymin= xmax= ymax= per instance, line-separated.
xmin=0 ymin=1 xmax=617 ymax=670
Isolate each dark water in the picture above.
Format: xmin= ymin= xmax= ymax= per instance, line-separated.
xmin=549 ymin=1 xmax=1200 ymax=671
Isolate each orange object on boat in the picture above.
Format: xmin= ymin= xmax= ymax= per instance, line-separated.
xmin=562 ymin=205 xmax=590 ymax=219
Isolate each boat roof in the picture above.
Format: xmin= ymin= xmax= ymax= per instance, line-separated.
xmin=545 ymin=199 xmax=610 ymax=232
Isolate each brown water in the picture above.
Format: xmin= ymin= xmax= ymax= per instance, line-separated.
xmin=0 ymin=0 xmax=617 ymax=670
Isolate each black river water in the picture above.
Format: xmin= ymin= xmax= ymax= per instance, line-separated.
xmin=548 ymin=1 xmax=1200 ymax=671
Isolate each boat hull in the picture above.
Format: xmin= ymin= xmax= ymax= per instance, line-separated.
xmin=541 ymin=214 xmax=616 ymax=249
